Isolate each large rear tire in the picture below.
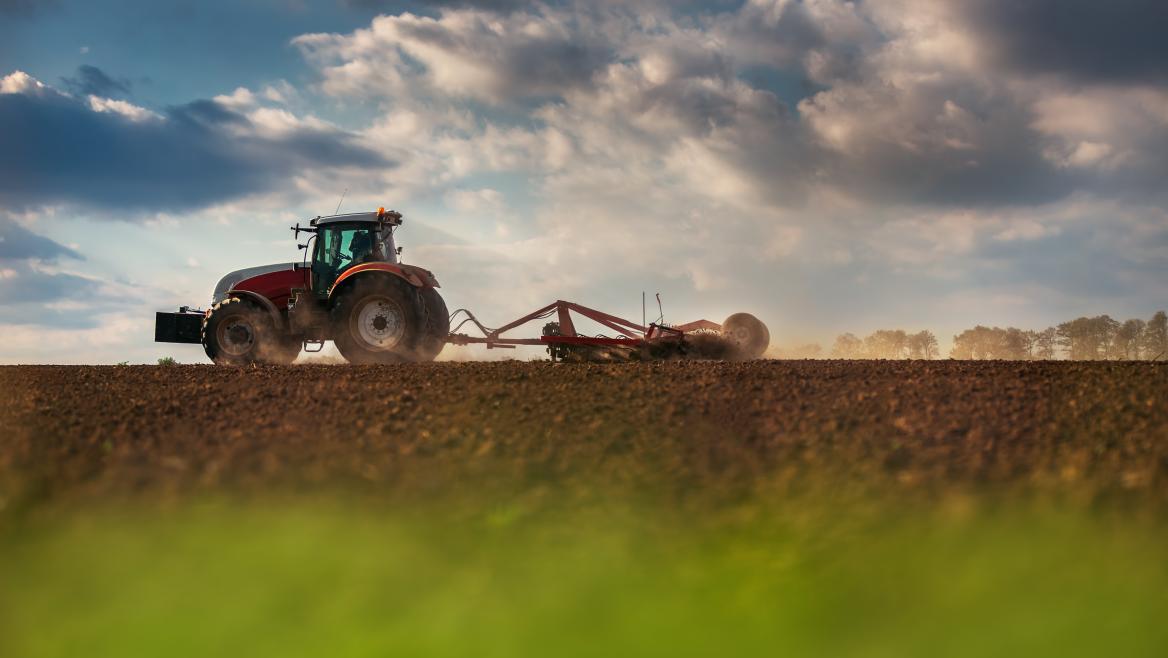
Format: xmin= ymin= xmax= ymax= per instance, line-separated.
xmin=721 ymin=312 xmax=770 ymax=360
xmin=414 ymin=287 xmax=449 ymax=362
xmin=203 ymin=297 xmax=295 ymax=365
xmin=330 ymin=275 xmax=422 ymax=364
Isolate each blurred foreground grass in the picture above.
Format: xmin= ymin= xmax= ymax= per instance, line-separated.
xmin=2 ymin=494 xmax=1165 ymax=658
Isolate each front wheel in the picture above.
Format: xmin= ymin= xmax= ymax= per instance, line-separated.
xmin=330 ymin=275 xmax=422 ymax=364
xmin=203 ymin=297 xmax=292 ymax=365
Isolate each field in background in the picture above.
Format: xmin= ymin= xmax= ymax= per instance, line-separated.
xmin=1 ymin=361 xmax=1166 ymax=657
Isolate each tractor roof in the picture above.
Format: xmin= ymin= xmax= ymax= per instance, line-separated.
xmin=309 ymin=209 xmax=402 ymax=227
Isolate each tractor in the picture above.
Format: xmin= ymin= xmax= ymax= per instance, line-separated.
xmin=156 ymin=207 xmax=772 ymax=364
xmin=155 ymin=208 xmax=448 ymax=365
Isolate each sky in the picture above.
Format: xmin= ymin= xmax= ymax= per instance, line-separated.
xmin=1 ymin=0 xmax=1166 ymax=363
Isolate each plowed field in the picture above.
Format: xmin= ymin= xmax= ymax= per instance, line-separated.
xmin=1 ymin=360 xmax=1165 ymax=506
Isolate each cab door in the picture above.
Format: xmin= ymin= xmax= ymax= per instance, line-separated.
xmin=311 ymin=224 xmax=376 ymax=297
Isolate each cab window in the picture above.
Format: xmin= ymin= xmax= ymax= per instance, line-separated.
xmin=312 ymin=224 xmax=377 ymax=294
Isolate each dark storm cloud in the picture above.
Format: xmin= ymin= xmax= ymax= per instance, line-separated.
xmin=815 ymin=129 xmax=1074 ymax=208
xmin=167 ymin=98 xmax=252 ymax=127
xmin=0 ymin=90 xmax=392 ymax=213
xmin=962 ymin=0 xmax=1168 ymax=83
xmin=0 ymin=219 xmax=82 ymax=261
xmin=60 ymin=65 xmax=131 ymax=98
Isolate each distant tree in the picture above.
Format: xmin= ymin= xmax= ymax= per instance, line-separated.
xmin=865 ymin=329 xmax=909 ymax=359
xmin=1056 ymin=318 xmax=1086 ymax=358
xmin=951 ymin=325 xmax=1003 ymax=359
xmin=1001 ymin=327 xmax=1030 ymax=360
xmin=1096 ymin=315 xmax=1120 ymax=358
xmin=906 ymin=330 xmax=938 ymax=359
xmin=1112 ymin=319 xmax=1146 ymax=360
xmin=1144 ymin=311 xmax=1167 ymax=359
xmin=950 ymin=328 xmax=977 ymax=359
xmin=831 ymin=333 xmax=865 ymax=358
xmin=1034 ymin=327 xmax=1058 ymax=360
xmin=1021 ymin=330 xmax=1039 ymax=359
xmin=1057 ymin=316 xmax=1119 ymax=360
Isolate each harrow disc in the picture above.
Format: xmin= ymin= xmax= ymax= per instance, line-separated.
xmin=721 ymin=312 xmax=770 ymax=359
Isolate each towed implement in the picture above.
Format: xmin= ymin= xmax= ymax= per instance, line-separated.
xmin=155 ymin=208 xmax=769 ymax=364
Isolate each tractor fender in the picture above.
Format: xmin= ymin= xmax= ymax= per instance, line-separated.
xmin=329 ymin=263 xmax=440 ymax=301
xmin=225 ymin=289 xmax=287 ymax=331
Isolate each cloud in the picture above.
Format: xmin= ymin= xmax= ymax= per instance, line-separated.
xmin=786 ymin=0 xmax=1168 ymax=207
xmin=294 ymin=7 xmax=614 ymax=103
xmin=959 ymin=0 xmax=1168 ymax=84
xmin=0 ymin=218 xmax=83 ymax=261
xmin=0 ymin=263 xmax=101 ymax=306
xmin=60 ymin=65 xmax=131 ymax=98
xmin=0 ymin=70 xmax=50 ymax=95
xmin=0 ymin=71 xmax=392 ymax=213
xmin=292 ymin=0 xmax=1168 ymax=212
xmin=0 ymin=217 xmax=106 ymax=325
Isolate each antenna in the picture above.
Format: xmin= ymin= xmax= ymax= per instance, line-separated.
xmin=655 ymin=293 xmax=664 ymax=325
xmin=334 ymin=187 xmax=349 ymax=215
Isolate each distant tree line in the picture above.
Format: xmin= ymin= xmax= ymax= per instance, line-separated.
xmin=824 ymin=311 xmax=1167 ymax=360
xmin=829 ymin=330 xmax=939 ymax=359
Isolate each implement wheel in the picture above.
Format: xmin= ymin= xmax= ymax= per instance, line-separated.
xmin=330 ymin=275 xmax=422 ymax=364
xmin=721 ymin=312 xmax=770 ymax=360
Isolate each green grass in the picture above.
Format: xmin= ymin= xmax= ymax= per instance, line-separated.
xmin=2 ymin=495 xmax=1165 ymax=657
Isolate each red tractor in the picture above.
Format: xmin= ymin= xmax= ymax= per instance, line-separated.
xmin=156 ymin=208 xmax=448 ymax=365
xmin=156 ymin=207 xmax=772 ymax=364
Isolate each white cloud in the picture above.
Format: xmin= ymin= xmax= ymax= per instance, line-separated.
xmin=1031 ymin=86 xmax=1168 ymax=171
xmin=295 ymin=8 xmax=611 ymax=104
xmin=0 ymin=70 xmax=51 ymax=95
xmin=213 ymin=86 xmax=257 ymax=108
xmin=86 ymin=95 xmax=160 ymax=122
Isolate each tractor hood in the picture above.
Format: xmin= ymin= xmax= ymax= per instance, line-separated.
xmin=212 ymin=263 xmax=296 ymax=304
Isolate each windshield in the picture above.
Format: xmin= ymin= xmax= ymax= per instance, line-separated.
xmin=312 ymin=224 xmax=378 ymax=294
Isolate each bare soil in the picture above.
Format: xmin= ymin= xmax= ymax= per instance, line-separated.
xmin=1 ymin=360 xmax=1165 ymax=511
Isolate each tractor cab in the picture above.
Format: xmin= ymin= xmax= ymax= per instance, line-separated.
xmin=303 ymin=208 xmax=402 ymax=297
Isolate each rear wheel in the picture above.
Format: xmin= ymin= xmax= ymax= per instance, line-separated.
xmin=721 ymin=312 xmax=770 ymax=360
xmin=414 ymin=287 xmax=449 ymax=362
xmin=203 ymin=297 xmax=294 ymax=365
xmin=330 ymin=275 xmax=422 ymax=364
